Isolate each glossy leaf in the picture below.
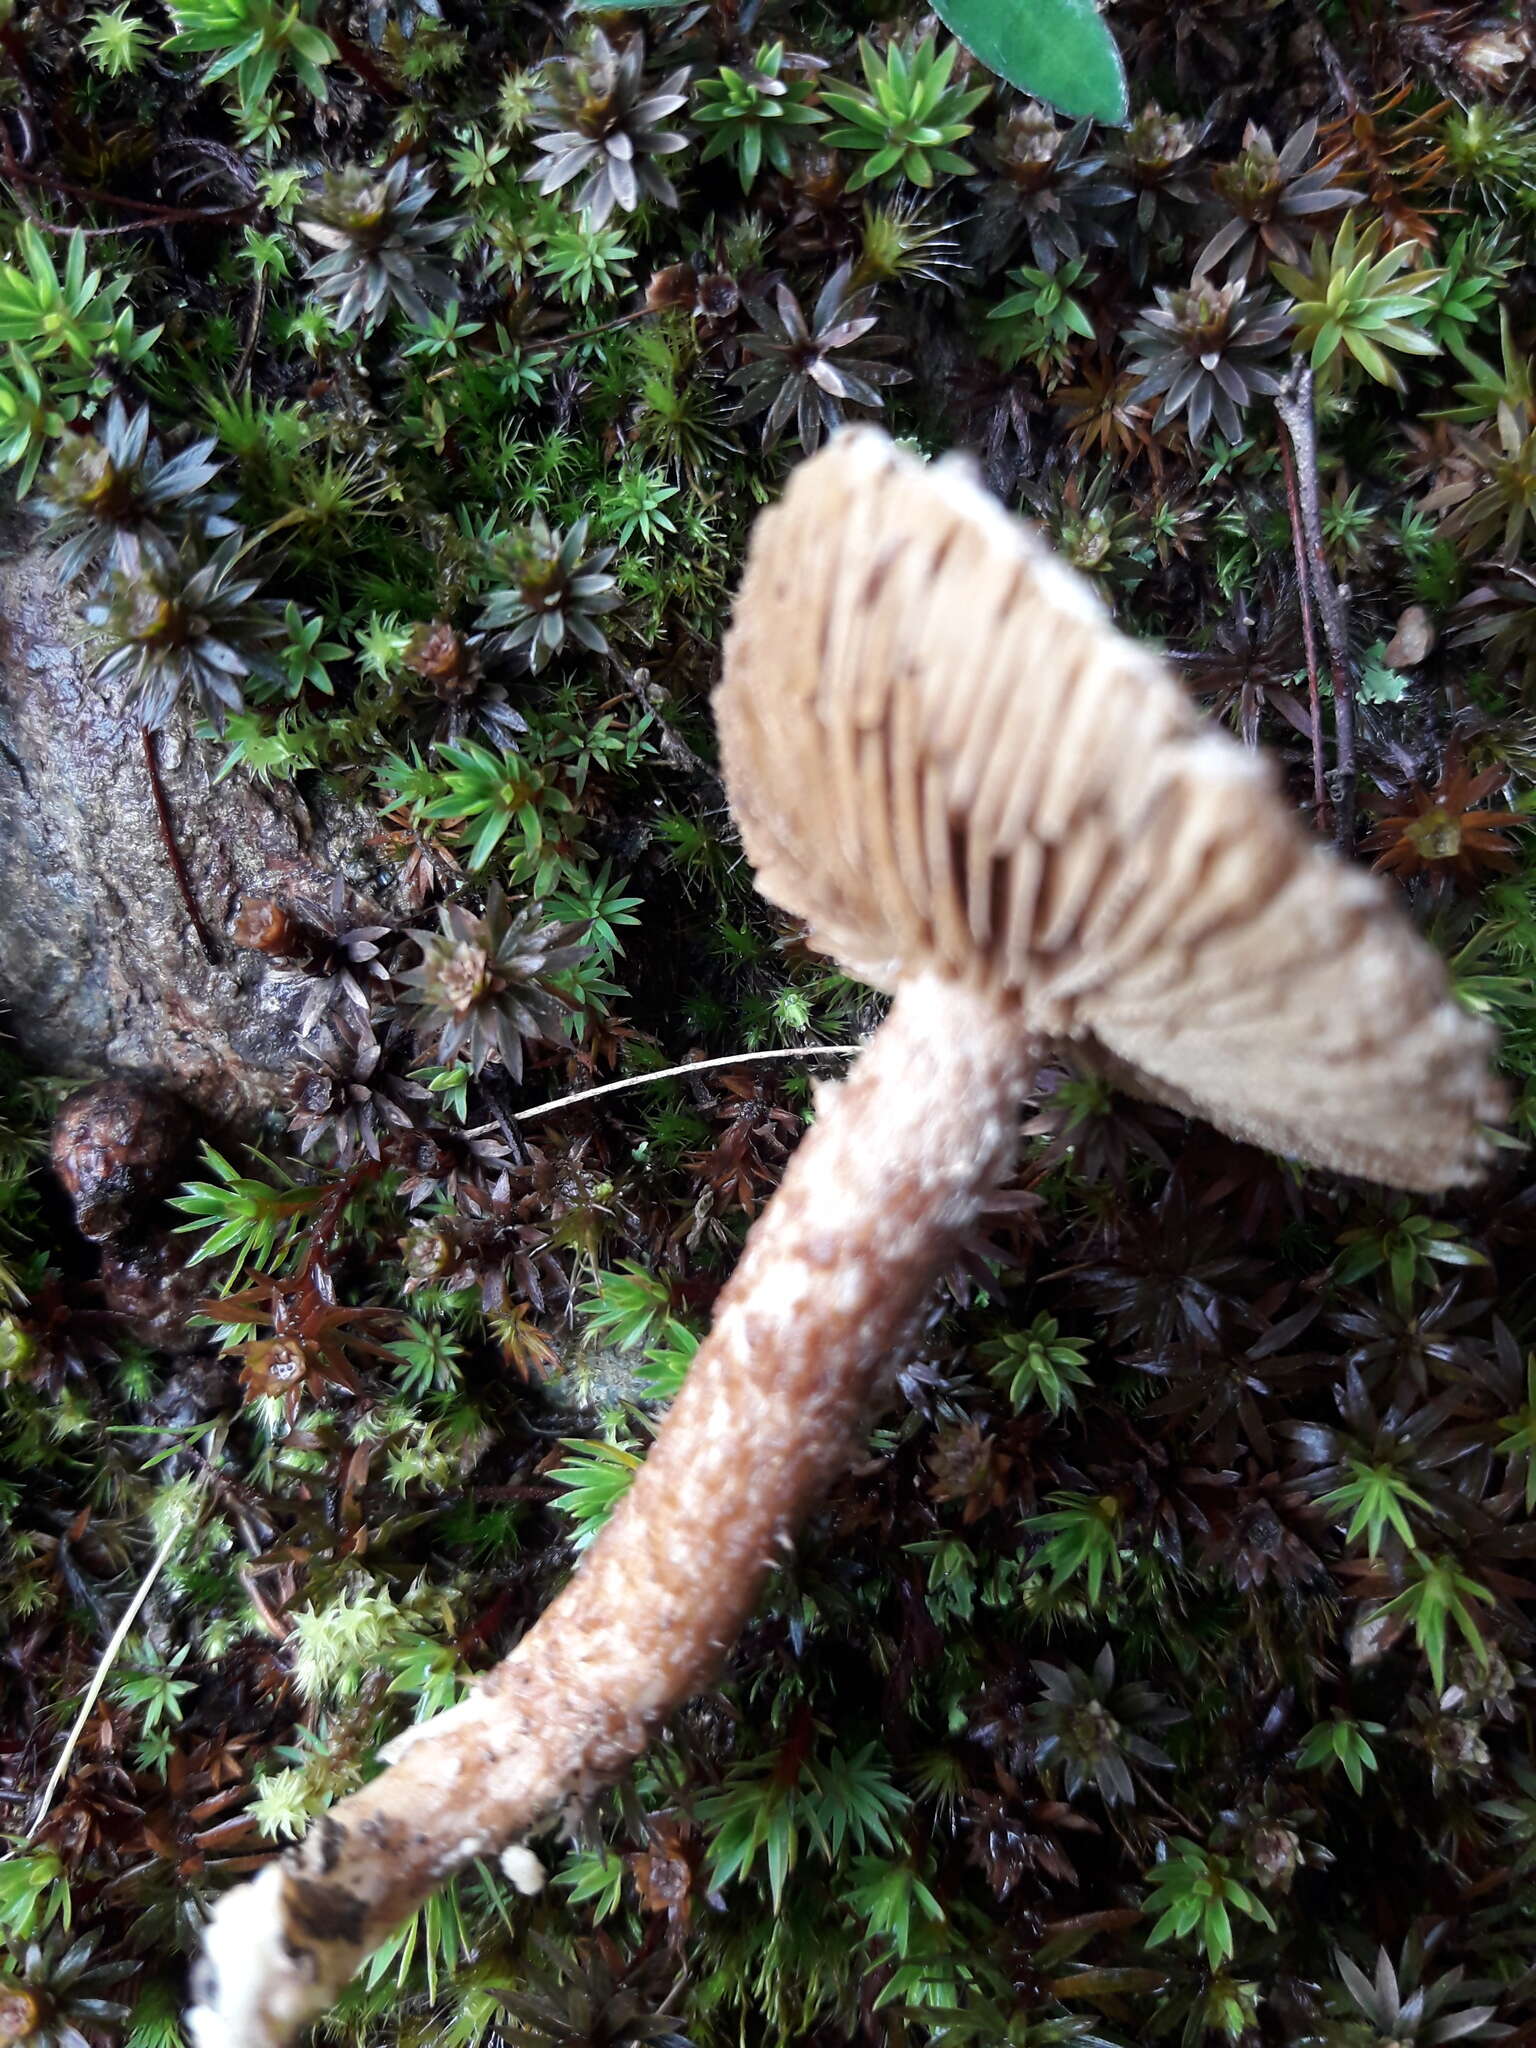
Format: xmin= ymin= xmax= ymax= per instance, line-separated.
xmin=931 ymin=0 xmax=1126 ymax=123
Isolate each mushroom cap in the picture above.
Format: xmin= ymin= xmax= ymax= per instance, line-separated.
xmin=714 ymin=427 xmax=1505 ymax=1191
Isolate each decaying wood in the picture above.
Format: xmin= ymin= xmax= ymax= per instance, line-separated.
xmin=0 ymin=522 xmax=404 ymax=1125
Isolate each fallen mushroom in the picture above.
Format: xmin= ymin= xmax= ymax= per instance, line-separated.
xmin=188 ymin=428 xmax=1503 ymax=2048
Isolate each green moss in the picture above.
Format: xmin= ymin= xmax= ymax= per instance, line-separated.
xmin=3 ymin=3 xmax=1536 ymax=2042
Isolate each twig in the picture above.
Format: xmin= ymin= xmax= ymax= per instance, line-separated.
xmin=0 ymin=18 xmax=37 ymax=107
xmin=3 ymin=158 xmax=256 ymax=230
xmin=513 ymin=1044 xmax=859 ymax=1123
xmin=2 ymin=210 xmax=208 ymax=240
xmin=234 ymin=269 xmax=267 ymax=393
xmin=157 ymin=136 xmax=262 ymax=198
xmin=1277 ymin=428 xmax=1329 ymax=827
xmin=608 ymin=657 xmax=721 ymax=788
xmin=25 ymin=1514 xmax=191 ymax=1835
xmin=1275 ymin=361 xmax=1358 ymax=849
xmin=1310 ymin=19 xmax=1358 ymax=106
xmin=329 ymin=28 xmax=405 ymax=100
xmin=568 ymin=309 xmax=647 ymax=345
xmin=296 ymin=1158 xmax=383 ymax=1284
xmin=141 ymin=726 xmax=220 ymax=966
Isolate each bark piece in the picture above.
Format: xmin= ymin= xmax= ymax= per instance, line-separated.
xmin=0 ymin=523 xmax=399 ymax=1126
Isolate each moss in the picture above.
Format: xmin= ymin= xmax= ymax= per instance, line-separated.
xmin=2 ymin=1 xmax=1536 ymax=2042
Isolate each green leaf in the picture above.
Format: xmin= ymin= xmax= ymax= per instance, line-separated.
xmin=548 ymin=1438 xmax=644 ymax=1549
xmin=554 ymin=1845 xmax=626 ymax=1919
xmin=1204 ymin=1898 xmax=1233 ymax=1966
xmin=930 ymin=0 xmax=1126 ymax=124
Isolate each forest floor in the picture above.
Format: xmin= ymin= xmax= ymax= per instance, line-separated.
xmin=3 ymin=2 xmax=1536 ymax=2045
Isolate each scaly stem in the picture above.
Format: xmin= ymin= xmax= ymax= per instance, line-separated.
xmin=188 ymin=973 xmax=1033 ymax=2048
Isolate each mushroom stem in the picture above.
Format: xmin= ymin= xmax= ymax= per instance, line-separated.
xmin=189 ymin=972 xmax=1034 ymax=2048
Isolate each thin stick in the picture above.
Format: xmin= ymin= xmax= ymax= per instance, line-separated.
xmin=142 ymin=726 xmax=220 ymax=966
xmin=1276 ymin=362 xmax=1358 ymax=849
xmin=606 ymin=656 xmax=721 ymax=789
xmin=566 ymin=310 xmax=647 ymax=346
xmin=1308 ymin=14 xmax=1359 ymax=109
xmin=1278 ymin=428 xmax=1329 ymax=826
xmin=234 ymin=270 xmax=267 ymax=394
xmin=329 ymin=28 xmax=404 ymax=101
xmin=512 ymin=1044 xmax=858 ymax=1123
xmin=0 ymin=19 xmax=38 ymax=105
xmin=2 ymin=158 xmax=256 ymax=230
xmin=26 ymin=1517 xmax=188 ymax=1835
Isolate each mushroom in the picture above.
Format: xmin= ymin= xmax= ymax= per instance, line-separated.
xmin=721 ymin=429 xmax=1501 ymax=1190
xmin=188 ymin=428 xmax=1503 ymax=2048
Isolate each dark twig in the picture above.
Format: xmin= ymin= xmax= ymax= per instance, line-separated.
xmin=297 ymin=1158 xmax=384 ymax=1286
xmin=1306 ymin=10 xmax=1359 ymax=108
xmin=568 ymin=309 xmax=647 ymax=345
xmin=12 ymin=212 xmax=184 ymax=240
xmin=1277 ymin=428 xmax=1329 ymax=828
xmin=1276 ymin=361 xmax=1357 ymax=849
xmin=3 ymin=156 xmax=257 ymax=231
xmin=141 ymin=726 xmax=220 ymax=966
xmin=234 ymin=270 xmax=267 ymax=393
xmin=607 ymin=655 xmax=724 ymax=794
xmin=157 ymin=135 xmax=261 ymax=204
xmin=329 ymin=29 xmax=405 ymax=100
xmin=0 ymin=18 xmax=37 ymax=107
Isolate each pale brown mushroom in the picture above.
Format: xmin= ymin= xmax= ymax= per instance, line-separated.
xmin=719 ymin=427 xmax=1502 ymax=1189
xmin=188 ymin=428 xmax=1502 ymax=2048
